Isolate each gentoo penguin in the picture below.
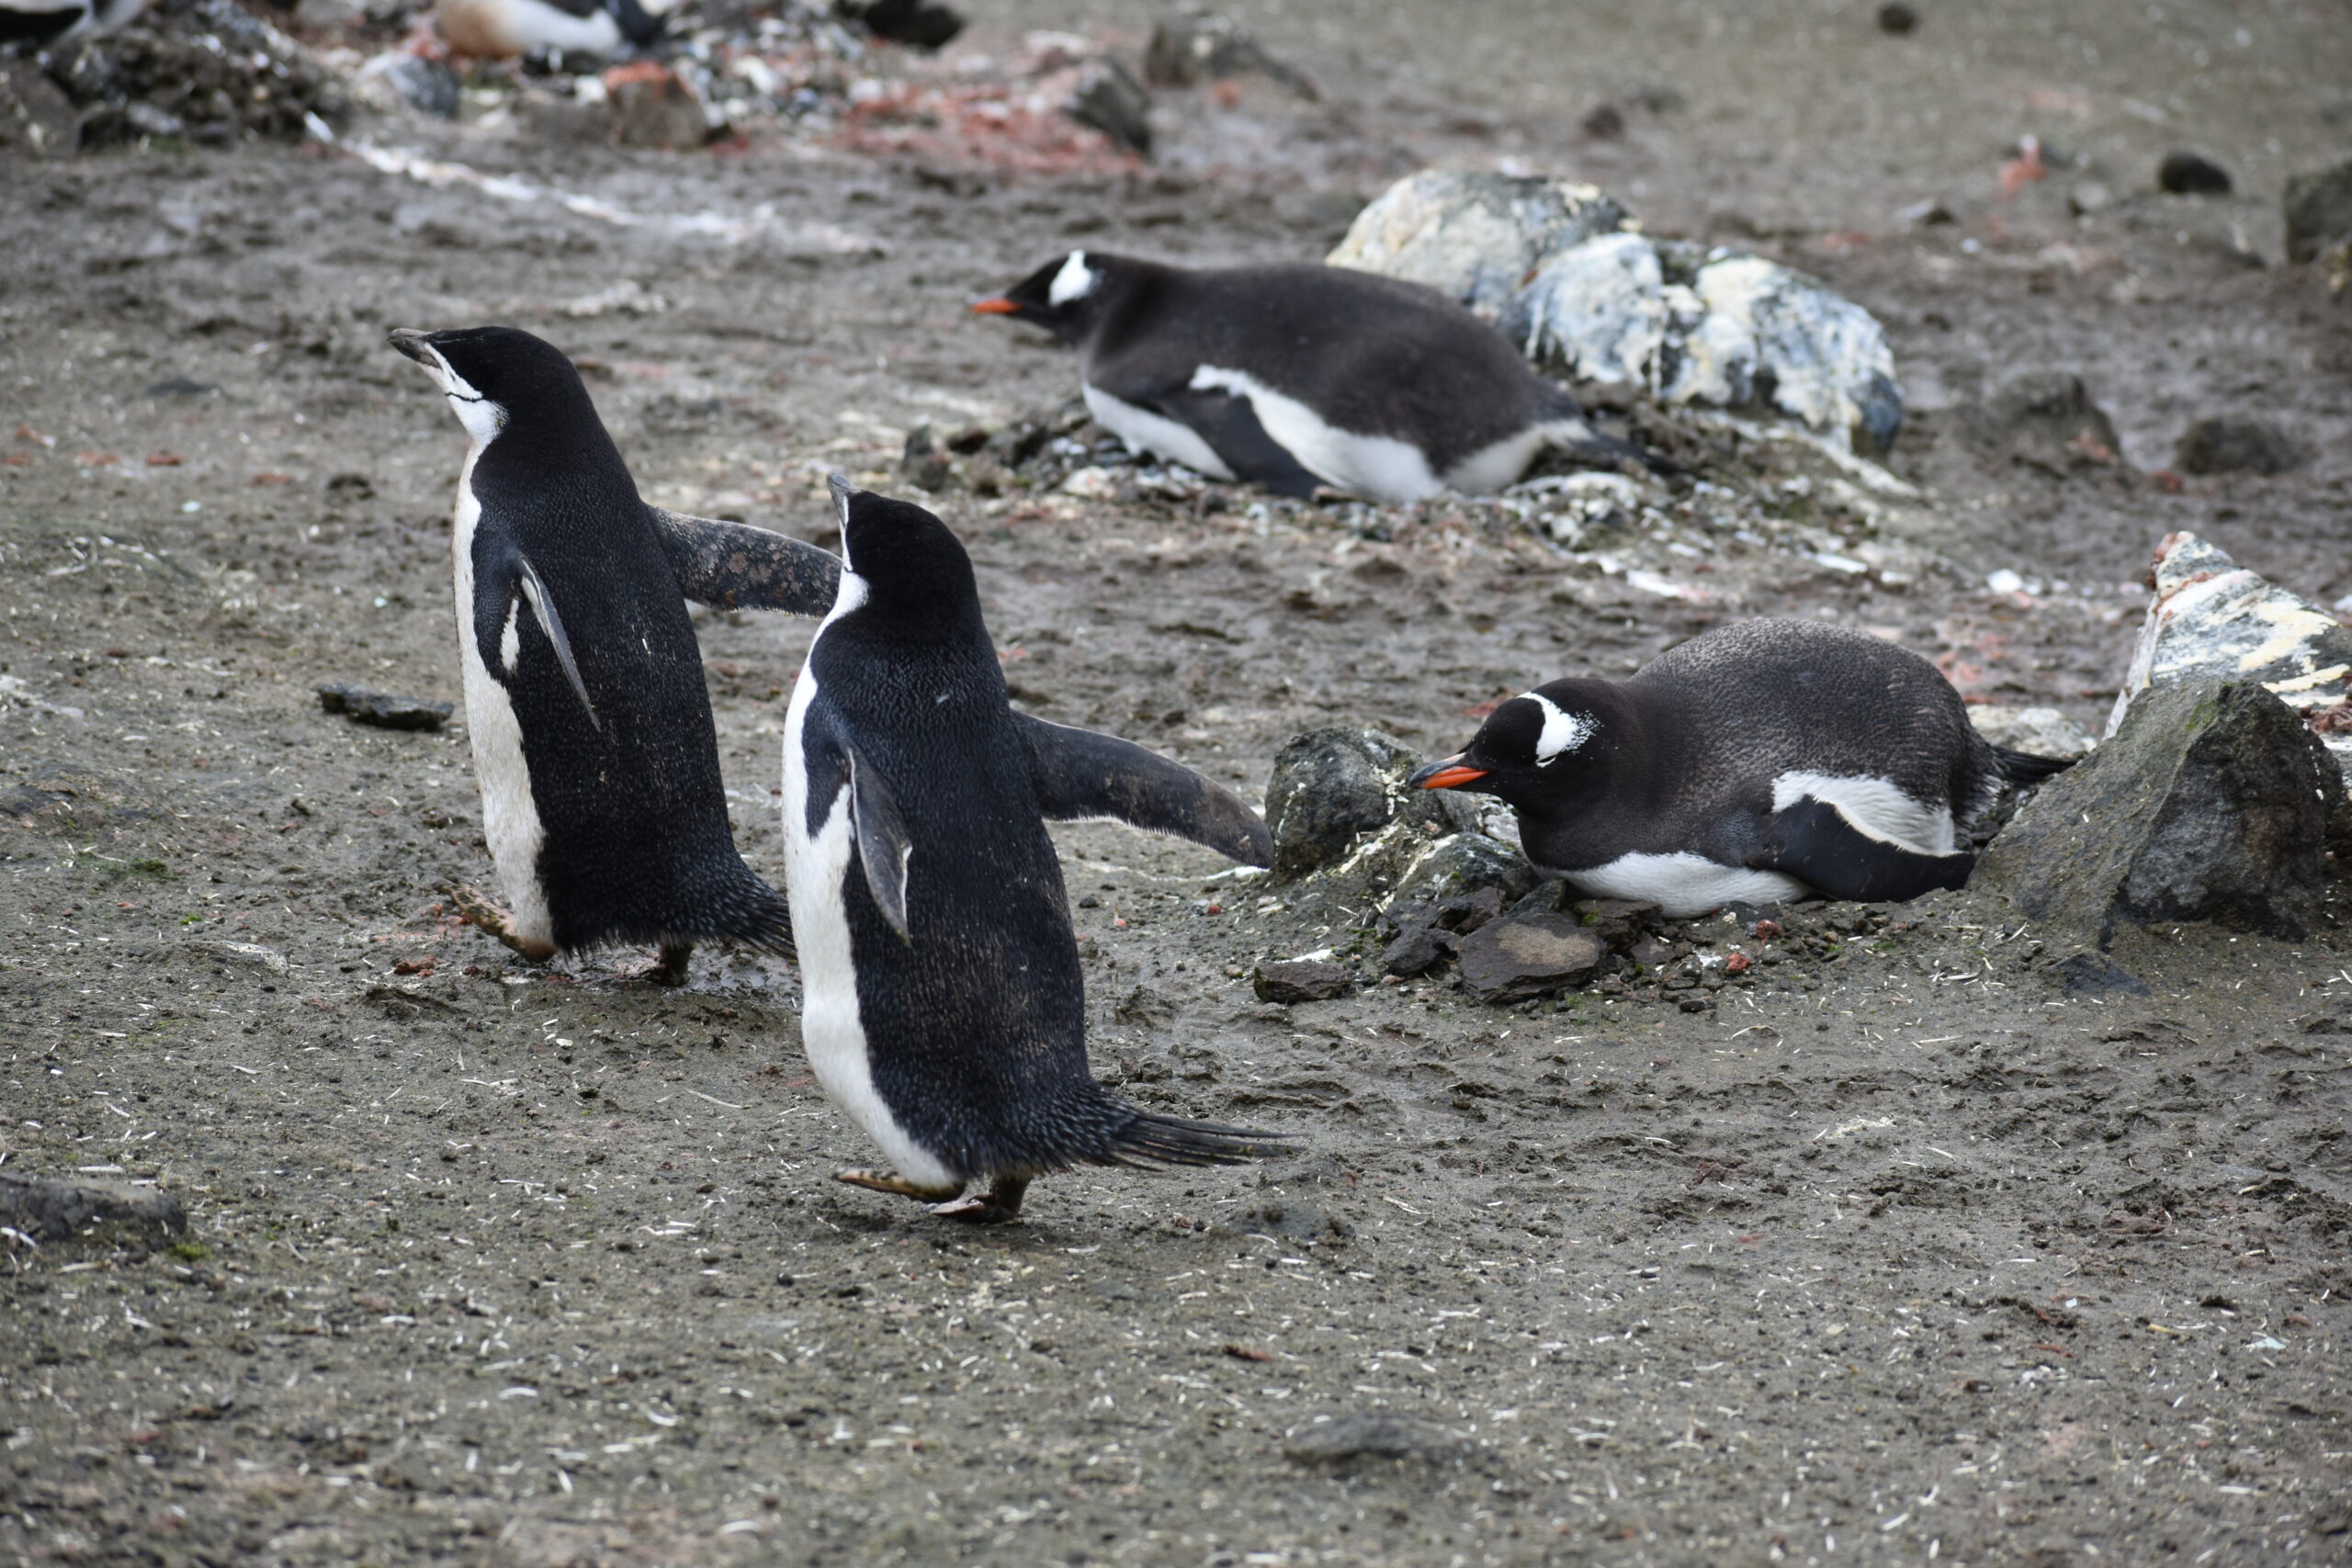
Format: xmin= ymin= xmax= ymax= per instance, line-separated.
xmin=784 ymin=477 xmax=1279 ymax=1223
xmin=390 ymin=325 xmax=821 ymax=984
xmin=434 ymin=0 xmax=658 ymax=60
xmin=1409 ymin=619 xmax=2072 ymax=917
xmin=0 ymin=0 xmax=146 ymax=44
xmin=971 ymin=251 xmax=1650 ymax=502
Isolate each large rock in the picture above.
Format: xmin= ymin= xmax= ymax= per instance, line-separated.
xmin=2283 ymin=158 xmax=2352 ymax=265
xmin=1456 ymin=911 xmax=1604 ymax=1003
xmin=1264 ymin=728 xmax=1473 ymax=880
xmin=2108 ymin=533 xmax=2352 ymax=782
xmin=1502 ymin=234 xmax=1902 ymax=454
xmin=1978 ymin=681 xmax=2340 ymax=943
xmin=1326 ymin=169 xmax=1631 ymax=319
xmin=1 ymin=1171 xmax=187 ymax=1249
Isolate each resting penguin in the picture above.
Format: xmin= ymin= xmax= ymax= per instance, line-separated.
xmin=434 ymin=0 xmax=659 ymax=60
xmin=0 ymin=0 xmax=146 ymax=44
xmin=390 ymin=325 xmax=833 ymax=983
xmin=971 ymin=250 xmax=1651 ymax=502
xmin=784 ymin=477 xmax=1281 ymax=1223
xmin=1409 ymin=618 xmax=2073 ymax=917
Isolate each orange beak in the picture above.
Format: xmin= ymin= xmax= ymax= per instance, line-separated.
xmin=969 ymin=298 xmax=1020 ymax=315
xmin=1411 ymin=762 xmax=1489 ymax=790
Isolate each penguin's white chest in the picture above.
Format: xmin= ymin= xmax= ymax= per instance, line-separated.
xmin=451 ymin=451 xmax=554 ymax=947
xmin=780 ymin=663 xmax=956 ymax=1191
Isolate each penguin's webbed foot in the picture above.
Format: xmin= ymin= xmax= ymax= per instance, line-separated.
xmin=929 ymin=1177 xmax=1029 ymax=1224
xmin=617 ymin=941 xmax=695 ymax=987
xmin=835 ymin=1168 xmax=962 ymax=1203
xmin=448 ymin=884 xmax=557 ymax=963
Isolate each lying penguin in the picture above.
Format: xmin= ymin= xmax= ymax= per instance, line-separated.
xmin=785 ymin=477 xmax=1280 ymax=1223
xmin=390 ymin=325 xmax=838 ymax=983
xmin=0 ymin=0 xmax=147 ymax=45
xmin=434 ymin=0 xmax=659 ymax=60
xmin=1410 ymin=618 xmax=2072 ymax=916
xmin=971 ymin=250 xmax=1651 ymax=502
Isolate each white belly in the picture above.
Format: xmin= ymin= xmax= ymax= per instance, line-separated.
xmin=1443 ymin=417 xmax=1592 ymax=495
xmin=1562 ymin=852 xmax=1807 ymax=918
xmin=780 ymin=661 xmax=957 ymax=1191
xmin=1082 ymin=384 xmax=1234 ymax=480
xmin=435 ymin=0 xmax=621 ymax=57
xmin=452 ymin=455 xmax=554 ymax=948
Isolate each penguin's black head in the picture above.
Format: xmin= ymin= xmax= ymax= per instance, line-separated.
xmin=825 ymin=475 xmax=987 ymax=642
xmin=970 ymin=251 xmax=1125 ymax=344
xmin=1408 ymin=686 xmax=1609 ymax=807
xmin=388 ymin=326 xmax=594 ymax=446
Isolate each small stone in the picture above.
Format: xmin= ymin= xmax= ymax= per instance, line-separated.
xmin=605 ymin=62 xmax=712 ymax=151
xmin=848 ymin=0 xmax=966 ymax=50
xmin=2174 ymin=415 xmax=2301 ymax=476
xmin=1968 ymin=705 xmax=2095 ymax=760
xmin=2158 ymin=151 xmax=2233 ymax=197
xmin=1580 ymin=103 xmax=1624 ymax=140
xmin=1381 ymin=923 xmax=1454 ymax=978
xmin=210 ymin=941 xmax=289 ymax=975
xmin=1143 ymin=9 xmax=1316 ymax=98
xmin=1978 ymin=680 xmax=2341 ymax=942
xmin=0 ymin=1171 xmax=188 ymax=1248
xmin=1435 ymin=886 xmax=1504 ymax=935
xmin=1386 ymin=830 xmax=1532 ymax=908
xmin=1264 ymin=728 xmax=1470 ymax=880
xmin=1068 ymin=56 xmax=1151 ymax=157
xmin=315 ymin=682 xmax=453 ymax=732
xmin=377 ymin=53 xmax=459 ymax=119
xmin=2283 ymin=158 xmax=2352 ymax=265
xmin=1284 ymin=1414 xmax=1464 ymax=1467
xmin=1456 ymin=912 xmax=1604 ymax=1003
xmin=1967 ymin=370 xmax=2120 ymax=468
xmin=2067 ymin=181 xmax=2115 ymax=217
xmin=1876 ymin=3 xmax=1917 ymax=34
xmin=0 ymin=59 xmax=81 ymax=159
xmin=1567 ymin=897 xmax=1663 ymax=948
xmin=1253 ymin=959 xmax=1353 ymax=1005
xmin=899 ymin=424 xmax=953 ymax=492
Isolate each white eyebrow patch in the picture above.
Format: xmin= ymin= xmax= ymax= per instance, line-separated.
xmin=1048 ymin=251 xmax=1097 ymax=305
xmin=1523 ymin=692 xmax=1594 ymax=764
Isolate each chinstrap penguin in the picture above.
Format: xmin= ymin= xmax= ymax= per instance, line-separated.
xmin=784 ymin=477 xmax=1281 ymax=1223
xmin=972 ymin=250 xmax=1653 ymax=502
xmin=434 ymin=0 xmax=659 ymax=60
xmin=391 ymin=324 xmax=819 ymax=984
xmin=1409 ymin=618 xmax=2073 ymax=917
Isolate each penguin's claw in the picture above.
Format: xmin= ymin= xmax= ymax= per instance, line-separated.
xmin=613 ymin=942 xmax=695 ymax=987
xmin=834 ymin=1168 xmax=961 ymax=1202
xmin=929 ymin=1177 xmax=1029 ymax=1224
xmin=448 ymin=884 xmax=556 ymax=963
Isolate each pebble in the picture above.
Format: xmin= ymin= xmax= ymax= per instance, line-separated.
xmin=315 ymin=682 xmax=453 ymax=731
xmin=2158 ymin=151 xmax=2233 ymax=197
xmin=1252 ymin=959 xmax=1353 ymax=1005
xmin=1284 ymin=1414 xmax=1465 ymax=1467
xmin=2283 ymin=158 xmax=2352 ymax=265
xmin=1456 ymin=911 xmax=1603 ymax=1004
xmin=0 ymin=1170 xmax=188 ymax=1248
xmin=2173 ymin=415 xmax=2301 ymax=476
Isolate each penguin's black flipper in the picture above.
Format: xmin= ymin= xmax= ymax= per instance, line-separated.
xmin=1151 ymin=388 xmax=1322 ymax=497
xmin=1012 ymin=714 xmax=1273 ymax=867
xmin=846 ymin=744 xmax=914 ymax=942
xmin=475 ymin=545 xmax=598 ymax=726
xmin=1749 ymin=798 xmax=1973 ymax=904
xmin=648 ymin=508 xmax=842 ymax=616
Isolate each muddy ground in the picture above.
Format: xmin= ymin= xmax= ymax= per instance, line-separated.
xmin=5 ymin=0 xmax=2352 ymax=1563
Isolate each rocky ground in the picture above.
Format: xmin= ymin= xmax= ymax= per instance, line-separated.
xmin=4 ymin=0 xmax=2351 ymax=1564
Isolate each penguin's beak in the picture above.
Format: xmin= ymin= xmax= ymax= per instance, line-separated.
xmin=968 ymin=298 xmax=1021 ymax=315
xmin=386 ymin=328 xmax=435 ymax=366
xmin=1409 ymin=756 xmax=1488 ymax=790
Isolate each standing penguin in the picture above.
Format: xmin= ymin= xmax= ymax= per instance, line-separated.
xmin=784 ymin=477 xmax=1279 ymax=1223
xmin=1408 ymin=619 xmax=2072 ymax=916
xmin=972 ymin=251 xmax=1651 ymax=502
xmin=391 ymin=325 xmax=820 ymax=983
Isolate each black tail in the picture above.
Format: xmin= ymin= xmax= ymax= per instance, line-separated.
xmin=690 ymin=868 xmax=795 ymax=960
xmin=1103 ymin=1108 xmax=1287 ymax=1170
xmin=1993 ymin=745 xmax=2075 ymax=785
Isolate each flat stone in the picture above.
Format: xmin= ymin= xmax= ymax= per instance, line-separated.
xmin=0 ymin=1171 xmax=187 ymax=1249
xmin=210 ymin=940 xmax=289 ymax=974
xmin=1068 ymin=56 xmax=1150 ymax=156
xmin=1566 ymin=897 xmax=1663 ymax=947
xmin=2284 ymin=158 xmax=2352 ymax=265
xmin=2175 ymin=415 xmax=2301 ymax=476
xmin=1969 ymin=705 xmax=2096 ymax=760
xmin=1979 ymin=680 xmax=2341 ymax=943
xmin=1457 ymin=911 xmax=1604 ymax=1003
xmin=315 ymin=682 xmax=452 ymax=731
xmin=1381 ymin=923 xmax=1454 ymax=978
xmin=1284 ymin=1414 xmax=1465 ymax=1467
xmin=1253 ymin=959 xmax=1353 ymax=1005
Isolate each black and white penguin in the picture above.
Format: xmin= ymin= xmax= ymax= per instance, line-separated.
xmin=390 ymin=324 xmax=816 ymax=984
xmin=1409 ymin=618 xmax=2072 ymax=916
xmin=434 ymin=0 xmax=658 ymax=60
xmin=0 ymin=0 xmax=146 ymax=45
xmin=784 ymin=477 xmax=1279 ymax=1223
xmin=971 ymin=250 xmax=1648 ymax=502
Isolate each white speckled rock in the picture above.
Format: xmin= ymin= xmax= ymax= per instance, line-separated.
xmin=1505 ymin=236 xmax=1903 ymax=454
xmin=1969 ymin=705 xmax=2096 ymax=759
xmin=1325 ymin=169 xmax=1630 ymax=319
xmin=2109 ymin=531 xmax=2352 ymax=777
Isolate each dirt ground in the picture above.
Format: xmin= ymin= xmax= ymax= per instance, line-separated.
xmin=5 ymin=0 xmax=2352 ymax=1563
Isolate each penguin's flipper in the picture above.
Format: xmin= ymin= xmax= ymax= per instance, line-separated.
xmin=1749 ymin=798 xmax=1973 ymax=904
xmin=1012 ymin=713 xmax=1273 ymax=867
xmin=648 ymin=507 xmax=842 ymax=616
xmin=1151 ymin=387 xmax=1322 ymax=497
xmin=511 ymin=553 xmax=599 ymax=728
xmin=846 ymin=744 xmax=914 ymax=942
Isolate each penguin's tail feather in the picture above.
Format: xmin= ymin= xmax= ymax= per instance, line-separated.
xmin=692 ymin=869 xmax=796 ymax=960
xmin=1101 ymin=1108 xmax=1289 ymax=1170
xmin=1992 ymin=745 xmax=2075 ymax=786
